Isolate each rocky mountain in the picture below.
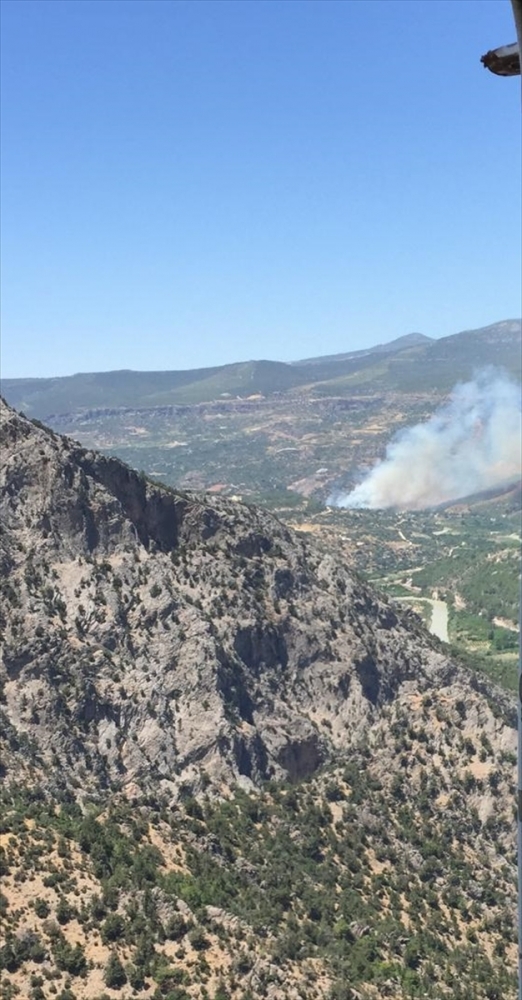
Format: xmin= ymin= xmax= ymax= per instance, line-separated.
xmin=0 ymin=398 xmax=518 ymax=1000
xmin=0 ymin=396 xmax=513 ymax=800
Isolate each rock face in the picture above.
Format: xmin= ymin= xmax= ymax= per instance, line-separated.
xmin=0 ymin=398 xmax=514 ymax=802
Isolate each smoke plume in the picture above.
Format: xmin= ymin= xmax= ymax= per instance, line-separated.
xmin=335 ymin=371 xmax=521 ymax=510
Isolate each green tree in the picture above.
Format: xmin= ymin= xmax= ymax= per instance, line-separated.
xmin=104 ymin=952 xmax=127 ymax=989
xmin=100 ymin=913 xmax=125 ymax=944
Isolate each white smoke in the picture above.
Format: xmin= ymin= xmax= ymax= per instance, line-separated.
xmin=335 ymin=371 xmax=521 ymax=510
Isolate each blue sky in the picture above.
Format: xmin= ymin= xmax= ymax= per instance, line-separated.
xmin=1 ymin=0 xmax=520 ymax=378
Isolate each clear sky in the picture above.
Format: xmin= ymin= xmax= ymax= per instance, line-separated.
xmin=1 ymin=0 xmax=520 ymax=378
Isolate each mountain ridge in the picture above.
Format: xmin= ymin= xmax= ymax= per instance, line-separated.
xmin=293 ymin=331 xmax=433 ymax=366
xmin=2 ymin=319 xmax=520 ymax=418
xmin=0 ymin=396 xmax=515 ymax=801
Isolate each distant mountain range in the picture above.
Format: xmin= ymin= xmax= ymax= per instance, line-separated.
xmin=293 ymin=331 xmax=433 ymax=365
xmin=2 ymin=319 xmax=520 ymax=419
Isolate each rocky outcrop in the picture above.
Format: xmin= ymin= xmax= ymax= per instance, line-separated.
xmin=0 ymin=398 xmax=515 ymax=803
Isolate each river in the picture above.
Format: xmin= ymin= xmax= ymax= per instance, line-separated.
xmin=427 ymin=599 xmax=449 ymax=643
xmin=393 ymin=596 xmax=449 ymax=643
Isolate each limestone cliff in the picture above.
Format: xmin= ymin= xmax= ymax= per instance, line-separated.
xmin=0 ymin=399 xmax=514 ymax=806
